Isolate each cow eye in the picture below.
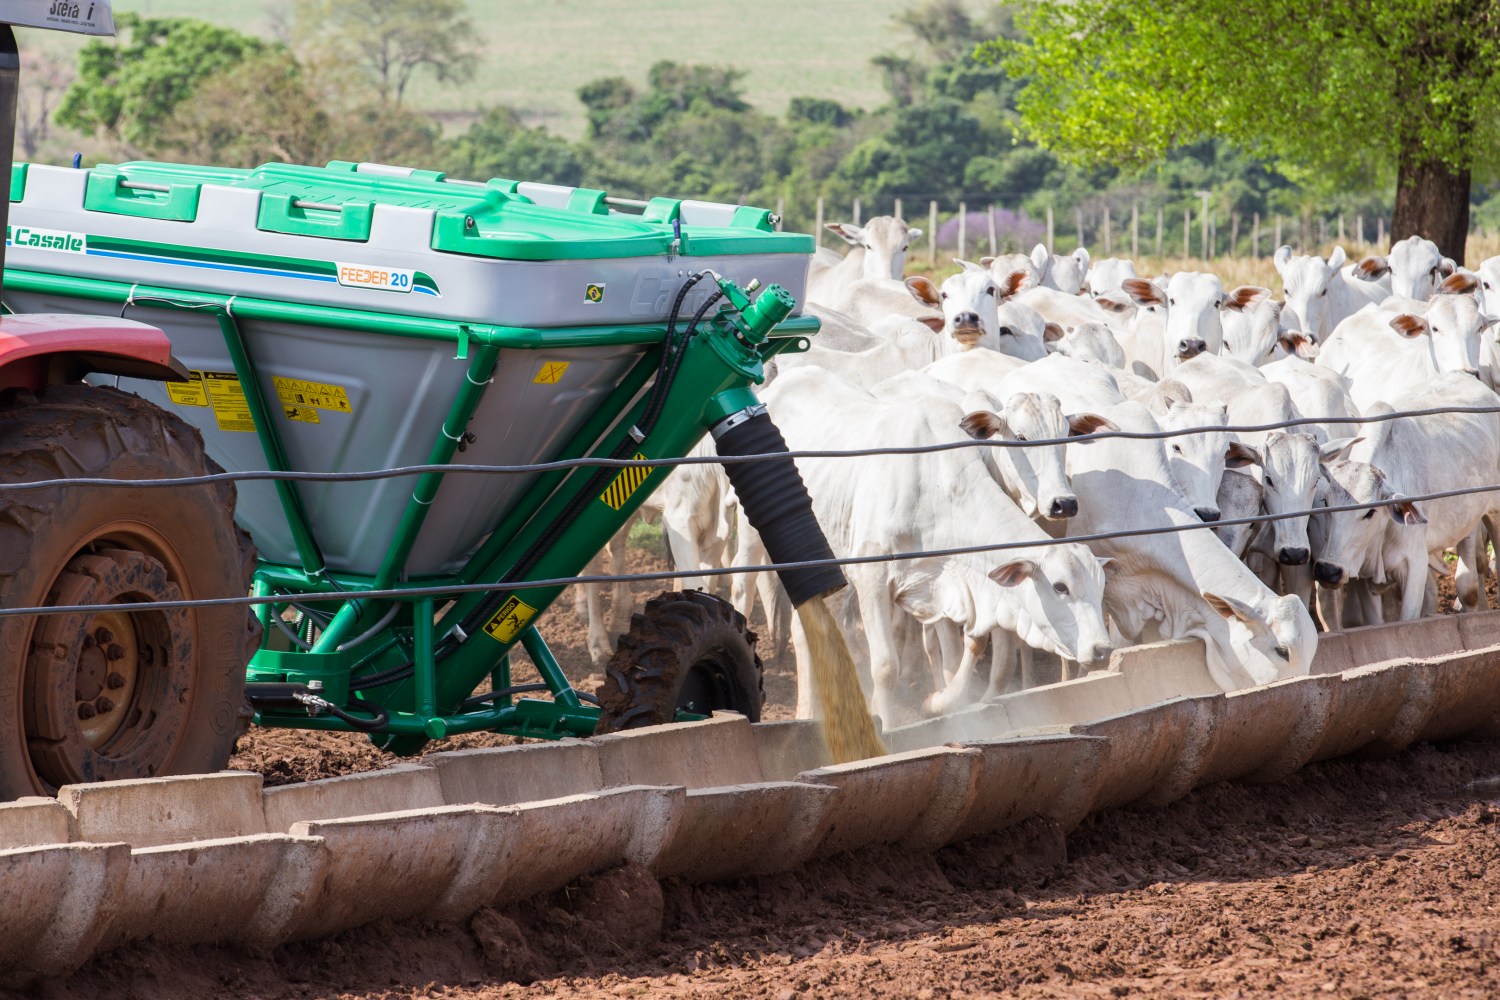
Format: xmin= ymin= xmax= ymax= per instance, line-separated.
xmin=1486 ymin=282 xmax=1493 ymax=291
xmin=984 ymin=286 xmax=996 ymax=297
xmin=1053 ymin=582 xmax=1070 ymax=596
xmin=940 ymin=291 xmax=948 ymax=300
xmin=1015 ymin=434 xmax=1027 ymax=441
xmin=1264 ymin=475 xmax=1274 ymax=488
xmin=1319 ymin=289 xmax=1327 ymax=297
xmin=1274 ymin=644 xmax=1291 ymax=660
xmin=1172 ymin=444 xmax=1183 ymax=454
xmin=1363 ymin=509 xmax=1376 ymax=520
xmin=1169 ymin=298 xmax=1176 ymax=306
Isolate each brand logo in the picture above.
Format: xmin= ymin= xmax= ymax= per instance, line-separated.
xmin=336 ymin=261 xmax=414 ymax=293
xmin=630 ymin=272 xmax=721 ymax=317
xmin=49 ymin=2 xmax=89 ymax=17
xmin=7 ymin=226 xmax=87 ymax=254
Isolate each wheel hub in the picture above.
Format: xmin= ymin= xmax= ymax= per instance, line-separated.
xmin=71 ymin=610 xmax=141 ymax=749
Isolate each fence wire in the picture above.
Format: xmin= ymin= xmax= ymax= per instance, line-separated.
xmin=0 ymin=403 xmax=1491 ymax=492
xmin=3 ymin=478 xmax=1497 ymax=620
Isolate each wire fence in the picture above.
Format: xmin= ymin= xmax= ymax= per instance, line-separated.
xmin=3 ymin=400 xmax=1497 ymax=619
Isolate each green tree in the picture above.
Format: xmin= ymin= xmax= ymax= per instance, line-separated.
xmin=293 ymin=0 xmax=479 ymax=108
xmin=997 ymin=0 xmax=1500 ymax=259
xmin=55 ymin=13 xmax=266 ymax=153
xmin=156 ymin=51 xmax=330 ymax=167
xmin=444 ymin=107 xmax=588 ymax=186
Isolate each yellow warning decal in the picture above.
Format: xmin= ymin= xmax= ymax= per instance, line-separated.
xmin=272 ymin=376 xmax=353 ymax=414
xmin=482 ymin=595 xmax=537 ymax=643
xmin=166 ymin=371 xmax=209 ymax=407
xmin=533 ymin=361 xmax=570 ymax=384
xmin=600 ymin=453 xmax=654 ymax=510
xmin=283 ymin=404 xmax=320 ymax=424
xmin=200 ymin=371 xmax=256 ymax=432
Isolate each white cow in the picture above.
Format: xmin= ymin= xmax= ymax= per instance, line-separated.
xmin=809 ymin=216 xmax=923 ymax=303
xmin=1316 ymin=275 xmax=1494 ymax=410
xmin=759 ymin=367 xmax=1114 ymax=722
xmin=1258 ymin=355 xmax=1362 ymax=443
xmin=1219 ymin=286 xmax=1313 ymax=366
xmin=1274 ymin=245 xmax=1391 ymax=341
xmin=1046 ymin=320 xmax=1128 ymax=369
xmin=1312 ymin=372 xmax=1500 ymax=621
xmin=905 ymin=261 xmax=1048 ymax=360
xmin=1036 ymin=244 xmax=1091 ymax=294
xmin=1118 ymin=273 xmax=1225 ymax=376
xmin=1357 ymin=235 xmax=1453 ymax=302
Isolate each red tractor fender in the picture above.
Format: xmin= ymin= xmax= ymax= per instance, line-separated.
xmin=0 ymin=313 xmax=187 ymax=392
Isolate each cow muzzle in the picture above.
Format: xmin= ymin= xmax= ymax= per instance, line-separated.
xmin=1087 ymin=642 xmax=1115 ymax=667
xmin=1193 ymin=506 xmax=1221 ymax=523
xmin=1314 ymin=561 xmax=1345 ymax=587
xmin=1048 ymin=496 xmax=1079 ymax=519
xmin=950 ymin=320 xmax=984 ymax=347
xmin=1177 ymin=338 xmax=1207 ymax=360
xmin=1278 ymin=546 xmax=1310 ymax=566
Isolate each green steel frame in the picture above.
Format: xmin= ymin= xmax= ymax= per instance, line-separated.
xmin=3 ymin=266 xmax=816 ymax=749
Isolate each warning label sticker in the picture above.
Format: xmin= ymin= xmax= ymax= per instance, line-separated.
xmin=166 ymin=372 xmax=209 ymax=408
xmin=533 ymin=361 xmax=570 ymax=384
xmin=199 ymin=371 xmax=255 ymax=432
xmin=482 ymin=595 xmax=537 ymax=643
xmin=283 ymin=405 xmax=320 ymax=424
xmin=600 ymin=453 xmax=654 ymax=510
xmin=272 ymin=377 xmax=353 ymax=414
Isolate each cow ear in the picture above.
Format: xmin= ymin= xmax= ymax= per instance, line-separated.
xmin=989 ymin=559 xmax=1037 ymax=587
xmin=1389 ymin=314 xmax=1429 ymax=338
xmin=1439 ymin=271 xmax=1479 ymax=295
xmin=1030 ymin=243 xmax=1050 ymax=271
xmin=916 ymin=316 xmax=945 ymax=333
xmin=999 ymin=268 xmax=1031 ymax=300
xmin=1067 ymin=412 xmax=1118 ymax=437
xmin=1123 ymin=277 xmax=1165 ymax=308
xmin=1095 ymin=290 xmax=1133 ymax=314
xmin=979 ymin=256 xmax=996 ymax=268
xmin=1097 ymin=556 xmax=1119 ymax=578
xmin=1327 ymin=245 xmax=1347 ymax=271
xmin=1389 ymin=496 xmax=1427 ymax=526
xmin=1440 ymin=257 xmax=1458 ymax=278
xmin=906 ymin=227 xmax=923 ymax=242
xmin=1225 ymin=442 xmax=1262 ymax=469
xmin=1277 ymin=332 xmax=1317 ymax=358
xmin=1149 ymin=379 xmax=1193 ymax=415
xmin=960 ymin=410 xmax=1005 ymax=440
xmin=1202 ymin=591 xmax=1260 ymax=624
xmin=1355 ymin=255 xmax=1391 ymax=280
xmin=1073 ymin=247 xmax=1091 ymax=271
xmin=1273 ymin=245 xmax=1293 ymax=275
xmin=825 ymin=222 xmax=864 ymax=246
xmin=1224 ymin=285 xmax=1270 ymax=312
xmin=1043 ymin=321 xmax=1066 ymax=343
xmin=905 ymin=275 xmax=942 ymax=308
xmin=954 ymin=258 xmax=987 ymax=273
xmin=1319 ymin=436 xmax=1363 ymax=463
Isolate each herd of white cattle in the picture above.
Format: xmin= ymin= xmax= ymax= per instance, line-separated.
xmin=583 ymin=218 xmax=1500 ymax=728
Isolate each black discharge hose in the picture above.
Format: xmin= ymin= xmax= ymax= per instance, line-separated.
xmin=713 ymin=411 xmax=846 ymax=607
xmin=349 ymin=272 xmax=722 ymax=695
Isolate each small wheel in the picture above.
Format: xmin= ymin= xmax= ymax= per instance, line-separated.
xmin=0 ymin=384 xmax=259 ymax=796
xmin=594 ymin=590 xmax=764 ymax=734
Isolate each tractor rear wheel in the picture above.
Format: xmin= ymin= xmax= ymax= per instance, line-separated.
xmin=593 ymin=590 xmax=763 ymax=734
xmin=0 ymin=384 xmax=258 ymax=796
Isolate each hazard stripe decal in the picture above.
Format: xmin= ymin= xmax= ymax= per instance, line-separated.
xmin=600 ymin=454 xmax=653 ymax=510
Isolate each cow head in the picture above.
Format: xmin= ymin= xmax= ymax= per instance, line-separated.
xmin=904 ymin=261 xmax=1000 ymax=350
xmin=1258 ymin=432 xmax=1359 ymax=566
xmin=825 ymin=216 xmax=923 ymax=281
xmin=1045 ymin=320 xmax=1127 ymax=369
xmin=1311 ymin=459 xmax=1426 ymax=590
xmin=1203 ymin=590 xmax=1317 ymax=685
xmin=1043 ymin=247 xmax=1091 ymax=295
xmin=1387 ymin=235 xmax=1449 ymax=301
xmin=960 ymin=391 xmax=1116 ymax=521
xmin=1151 ymin=396 xmax=1254 ymax=522
xmin=987 ymin=546 xmax=1115 ymax=668
xmin=1274 ymin=245 xmax=1345 ymax=340
xmin=1084 ymin=257 xmax=1138 ymax=298
xmin=1219 ymin=285 xmax=1288 ymax=365
xmin=1388 ymin=288 xmax=1496 ymax=375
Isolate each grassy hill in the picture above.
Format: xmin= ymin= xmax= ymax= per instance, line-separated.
xmin=100 ymin=0 xmax=922 ymax=138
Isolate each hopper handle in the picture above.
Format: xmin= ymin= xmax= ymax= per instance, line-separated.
xmin=256 ymin=192 xmax=375 ymax=241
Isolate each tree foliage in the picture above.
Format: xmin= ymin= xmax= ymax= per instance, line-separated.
xmin=55 ymin=13 xmax=267 ymax=152
xmin=291 ymin=0 xmax=480 ymax=107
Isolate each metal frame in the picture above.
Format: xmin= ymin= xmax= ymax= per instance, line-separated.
xmin=3 ymin=266 xmax=815 ymax=747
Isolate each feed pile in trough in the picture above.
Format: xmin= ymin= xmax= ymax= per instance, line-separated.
xmin=798 ymin=596 xmax=886 ymax=762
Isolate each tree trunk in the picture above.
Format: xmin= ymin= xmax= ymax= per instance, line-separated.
xmin=1391 ymin=148 xmax=1470 ymax=262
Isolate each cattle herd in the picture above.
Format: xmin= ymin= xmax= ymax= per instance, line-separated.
xmin=585 ymin=219 xmax=1500 ymax=729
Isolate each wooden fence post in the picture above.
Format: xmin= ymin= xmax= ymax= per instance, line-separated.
xmin=1252 ymin=212 xmax=1260 ymax=259
xmin=957 ymin=202 xmax=968 ymax=261
xmin=1355 ymin=214 xmax=1363 ymax=246
xmin=1102 ymin=208 xmax=1111 ymax=256
xmin=1230 ymin=212 xmax=1240 ymax=258
xmin=1337 ymin=214 xmax=1345 ymax=243
xmin=894 ymin=197 xmax=903 ymax=222
xmin=774 ymin=197 xmax=785 ymax=231
xmin=852 ymin=198 xmax=862 ymax=226
xmin=815 ymin=196 xmax=824 ymax=248
xmin=928 ymin=200 xmax=938 ymax=267
xmin=1274 ymin=215 xmax=1282 ymax=252
xmin=1131 ymin=202 xmax=1140 ymax=257
xmin=1376 ymin=217 xmax=1385 ymax=248
xmin=1184 ymin=209 xmax=1191 ymax=261
xmin=987 ymin=204 xmax=998 ymax=256
xmin=1319 ymin=217 xmax=1327 ymax=246
xmin=1046 ymin=205 xmax=1055 ymax=253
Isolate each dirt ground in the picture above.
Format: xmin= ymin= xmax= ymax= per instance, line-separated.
xmin=30 ymin=550 xmax=1499 ymax=997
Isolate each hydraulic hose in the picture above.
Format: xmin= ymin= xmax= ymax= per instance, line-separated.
xmin=244 ymin=681 xmax=389 ymax=732
xmin=713 ymin=408 xmax=846 ymax=607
